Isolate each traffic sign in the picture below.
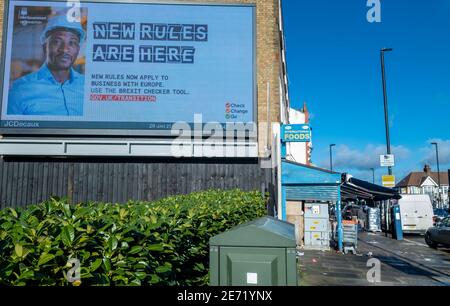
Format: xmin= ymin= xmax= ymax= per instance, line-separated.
xmin=380 ymin=154 xmax=395 ymax=167
xmin=382 ymin=175 xmax=396 ymax=188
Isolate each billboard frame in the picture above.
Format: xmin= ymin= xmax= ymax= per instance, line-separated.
xmin=0 ymin=0 xmax=257 ymax=138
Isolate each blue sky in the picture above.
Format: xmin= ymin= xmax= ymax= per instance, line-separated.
xmin=282 ymin=0 xmax=450 ymax=184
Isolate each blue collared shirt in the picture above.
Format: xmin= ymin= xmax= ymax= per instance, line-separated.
xmin=7 ymin=64 xmax=84 ymax=116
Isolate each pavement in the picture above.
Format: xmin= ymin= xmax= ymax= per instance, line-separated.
xmin=297 ymin=231 xmax=450 ymax=286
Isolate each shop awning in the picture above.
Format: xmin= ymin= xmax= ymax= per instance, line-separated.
xmin=341 ymin=175 xmax=401 ymax=201
xmin=282 ymin=160 xmax=341 ymax=202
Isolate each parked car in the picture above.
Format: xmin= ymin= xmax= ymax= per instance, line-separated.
xmin=394 ymin=195 xmax=434 ymax=234
xmin=425 ymin=217 xmax=450 ymax=248
xmin=433 ymin=208 xmax=449 ymax=225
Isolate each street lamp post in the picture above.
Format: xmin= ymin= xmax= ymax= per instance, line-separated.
xmin=431 ymin=142 xmax=442 ymax=209
xmin=329 ymin=144 xmax=336 ymax=172
xmin=381 ymin=48 xmax=393 ymax=237
xmin=381 ymin=48 xmax=393 ymax=176
xmin=371 ymin=168 xmax=375 ymax=184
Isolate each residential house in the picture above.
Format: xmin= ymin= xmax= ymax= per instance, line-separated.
xmin=396 ymin=165 xmax=449 ymax=208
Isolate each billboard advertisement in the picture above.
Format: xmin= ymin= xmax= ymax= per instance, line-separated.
xmin=0 ymin=0 xmax=255 ymax=135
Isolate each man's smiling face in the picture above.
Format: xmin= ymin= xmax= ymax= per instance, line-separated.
xmin=45 ymin=29 xmax=80 ymax=71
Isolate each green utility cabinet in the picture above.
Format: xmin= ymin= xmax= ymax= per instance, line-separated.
xmin=209 ymin=216 xmax=298 ymax=286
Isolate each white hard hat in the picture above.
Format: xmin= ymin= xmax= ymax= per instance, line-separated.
xmin=40 ymin=15 xmax=86 ymax=44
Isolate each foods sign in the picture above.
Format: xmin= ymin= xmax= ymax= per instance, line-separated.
xmin=281 ymin=124 xmax=311 ymax=143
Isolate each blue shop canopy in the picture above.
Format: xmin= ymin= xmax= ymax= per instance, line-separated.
xmin=280 ymin=159 xmax=344 ymax=252
xmin=341 ymin=176 xmax=401 ymax=202
xmin=282 ymin=160 xmax=341 ymax=202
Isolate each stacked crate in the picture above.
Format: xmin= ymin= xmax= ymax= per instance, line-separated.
xmin=366 ymin=207 xmax=382 ymax=232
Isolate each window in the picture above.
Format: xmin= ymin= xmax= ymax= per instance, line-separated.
xmin=442 ymin=218 xmax=450 ymax=228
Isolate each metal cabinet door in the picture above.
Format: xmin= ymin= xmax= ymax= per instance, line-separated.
xmin=305 ymin=218 xmax=328 ymax=232
xmin=306 ymin=232 xmax=329 ymax=247
xmin=219 ymin=247 xmax=287 ymax=286
xmin=304 ymin=203 xmax=329 ymax=218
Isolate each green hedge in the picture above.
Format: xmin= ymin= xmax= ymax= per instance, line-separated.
xmin=0 ymin=189 xmax=267 ymax=286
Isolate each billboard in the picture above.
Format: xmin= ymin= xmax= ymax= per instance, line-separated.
xmin=0 ymin=0 xmax=255 ymax=136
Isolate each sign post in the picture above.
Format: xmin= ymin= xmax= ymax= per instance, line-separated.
xmin=382 ymin=175 xmax=396 ymax=188
xmin=380 ymin=154 xmax=395 ymax=167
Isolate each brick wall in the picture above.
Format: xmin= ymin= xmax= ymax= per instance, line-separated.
xmin=0 ymin=0 xmax=285 ymax=156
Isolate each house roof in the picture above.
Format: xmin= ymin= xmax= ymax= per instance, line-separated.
xmin=396 ymin=171 xmax=449 ymax=188
xmin=419 ymin=176 xmax=439 ymax=187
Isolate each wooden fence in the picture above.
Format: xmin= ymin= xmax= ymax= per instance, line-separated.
xmin=0 ymin=157 xmax=274 ymax=209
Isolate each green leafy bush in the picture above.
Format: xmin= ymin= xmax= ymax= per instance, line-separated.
xmin=0 ymin=189 xmax=267 ymax=286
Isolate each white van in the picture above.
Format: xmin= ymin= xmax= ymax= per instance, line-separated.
xmin=395 ymin=195 xmax=434 ymax=234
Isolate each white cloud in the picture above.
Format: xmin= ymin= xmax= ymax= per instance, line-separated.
xmin=421 ymin=139 xmax=450 ymax=166
xmin=325 ymin=144 xmax=410 ymax=171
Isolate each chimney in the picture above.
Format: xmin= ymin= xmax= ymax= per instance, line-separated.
xmin=303 ymin=101 xmax=310 ymax=124
xmin=423 ymin=165 xmax=432 ymax=176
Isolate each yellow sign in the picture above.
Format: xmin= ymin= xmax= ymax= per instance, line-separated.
xmin=382 ymin=175 xmax=396 ymax=188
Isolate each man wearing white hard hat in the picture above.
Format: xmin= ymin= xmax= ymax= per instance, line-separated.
xmin=8 ymin=15 xmax=86 ymax=116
